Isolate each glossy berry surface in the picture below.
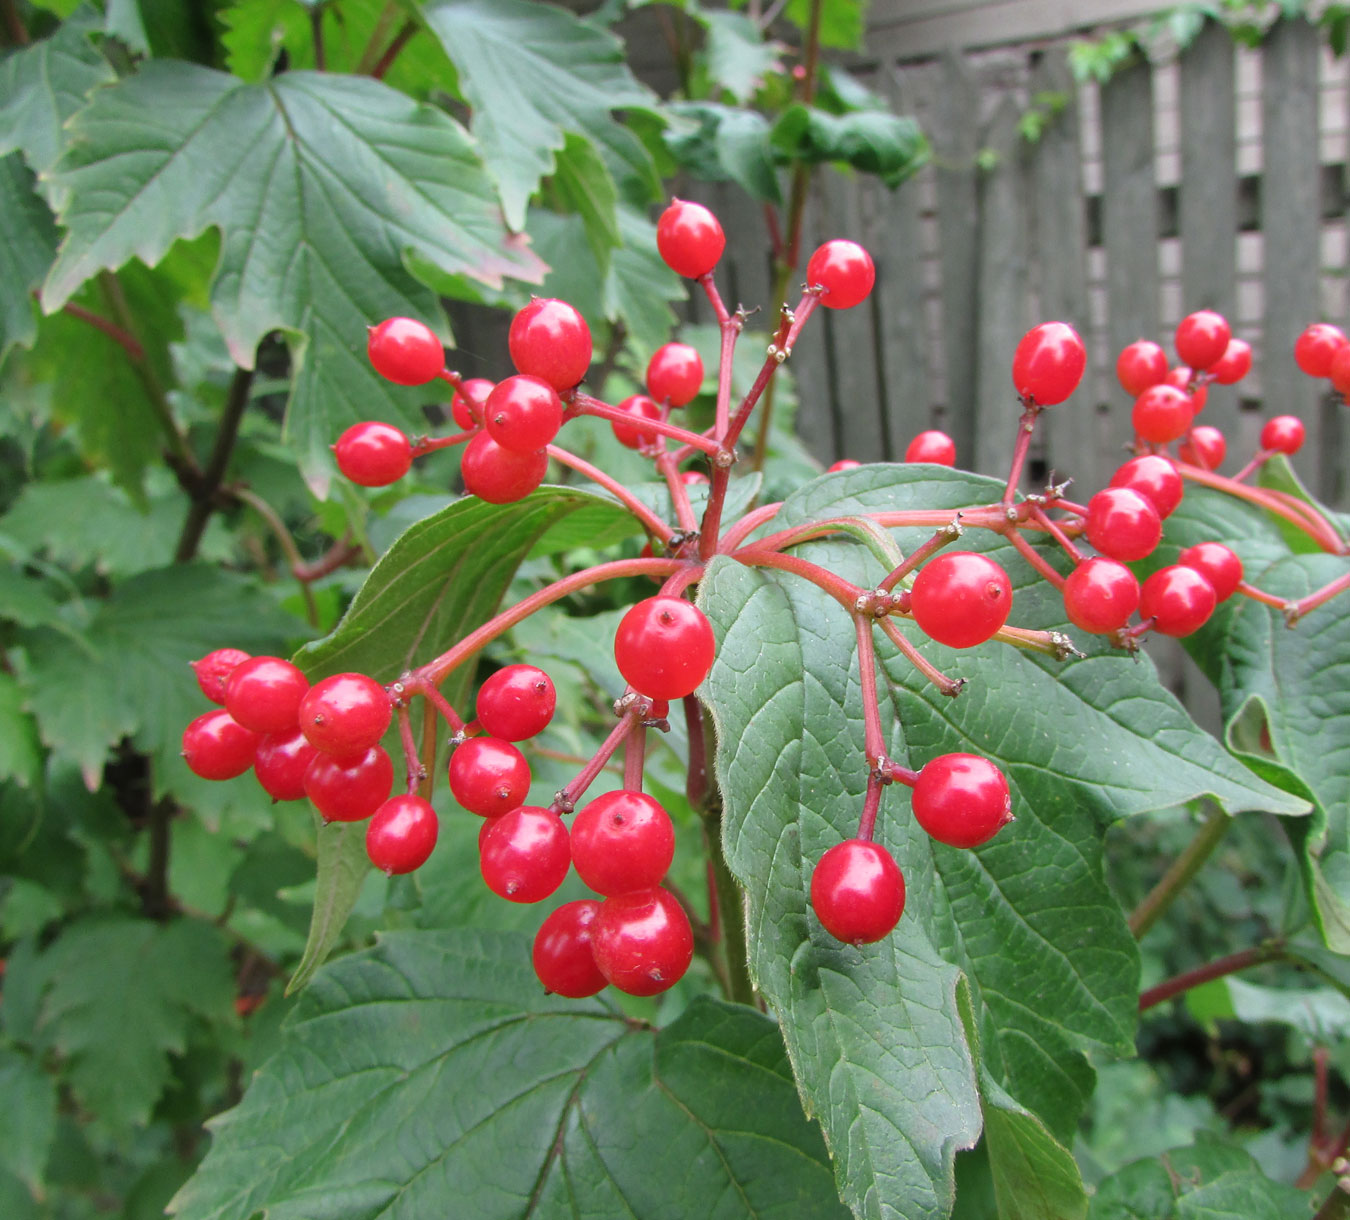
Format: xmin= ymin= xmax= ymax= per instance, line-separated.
xmin=909 ymin=551 xmax=1012 ymax=649
xmin=299 ymin=673 xmax=391 ymax=759
xmin=1175 ymin=310 xmax=1231 ymax=370
xmin=182 ymin=710 xmax=260 ymax=781
xmin=646 ymin=342 xmax=704 ymax=407
xmin=1211 ymin=338 xmax=1252 ymax=385
xmin=365 ymin=795 xmax=439 ymax=874
xmin=508 ymin=298 xmax=591 ymax=390
xmin=1295 ymin=323 xmax=1348 ymax=377
xmin=253 ymin=727 xmax=320 ymax=801
xmin=450 ymin=377 xmax=494 ymax=430
xmin=806 ymin=240 xmax=875 ymax=310
xmin=1165 ymin=366 xmax=1206 ymax=413
xmin=1063 ymin=558 xmax=1141 ymax=634
xmin=304 ymin=745 xmax=394 ymax=822
xmin=827 ymin=459 xmax=860 ymax=472
xmin=656 ymin=199 xmax=725 ymax=279
xmin=480 ymin=806 xmax=571 ymax=903
xmin=333 ymin=422 xmax=413 ymax=487
xmin=367 ymin=317 xmax=444 ymax=386
xmin=680 ymin=469 xmax=709 ymax=484
xmin=904 ymin=430 xmax=956 ymax=465
xmin=485 ymin=375 xmax=564 ymax=454
xmin=1331 ymin=345 xmax=1350 ymax=396
xmin=1260 ymin=415 xmax=1305 ymax=455
xmin=1116 ymin=339 xmax=1169 ymax=397
xmin=1084 ymin=488 xmax=1162 ymax=562
xmin=532 ymin=900 xmax=607 ymax=998
xmin=476 ymin=664 xmax=556 ymax=742
xmin=1011 ymin=322 xmax=1086 ymax=405
xmin=460 ymin=431 xmax=548 ymax=503
xmin=614 ymin=596 xmax=716 ymax=699
xmin=611 ymin=394 xmax=663 ymax=450
xmin=1139 ymin=565 xmax=1217 ymax=637
xmin=1132 ymin=384 xmax=1193 ymax=444
xmin=1180 ymin=425 xmax=1226 ymax=470
xmin=224 ymin=656 xmax=309 ymax=735
xmin=590 ymin=887 xmax=693 ymax=995
xmin=448 ymin=736 xmax=531 ymax=817
xmin=1178 ymin=541 xmax=1243 ymax=602
xmin=191 ymin=647 xmax=251 ymax=705
xmin=912 ymin=754 xmax=1013 ymax=849
xmin=810 ymin=839 xmax=905 ymax=944
xmin=1109 ymin=454 xmax=1183 ymax=519
xmin=570 ymin=790 xmax=675 ymax=896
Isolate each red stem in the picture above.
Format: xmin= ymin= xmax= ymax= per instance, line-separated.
xmin=395 ymin=704 xmax=425 ymax=793
xmin=547 ymin=444 xmax=675 ymax=542
xmin=655 ymin=448 xmax=699 ymax=534
xmin=549 ymin=712 xmax=640 ymax=814
xmin=371 ymin=20 xmax=416 ymax=80
xmin=1178 ymin=461 xmax=1345 ymax=553
xmin=1005 ymin=528 xmax=1067 ymax=590
xmin=877 ymin=617 xmax=965 ymax=697
xmin=1002 ymin=401 xmax=1042 ymax=505
xmin=61 ymin=301 xmax=144 ymax=360
xmin=1030 ymin=506 xmax=1086 ymax=562
xmin=570 ymin=393 xmax=721 ymax=456
xmin=717 ymin=500 xmax=783 ymax=552
xmin=879 ymin=524 xmax=962 ymax=591
xmin=1138 ymin=943 xmax=1283 ymax=1011
xmin=855 ymin=774 xmax=884 ymax=842
xmin=734 ymin=546 xmax=862 ymax=607
xmin=854 ymin=615 xmax=887 ymax=764
xmin=1288 ymin=569 xmax=1350 ymax=624
xmin=623 ymin=724 xmax=647 ymax=791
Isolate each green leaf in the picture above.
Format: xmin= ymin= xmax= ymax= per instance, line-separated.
xmin=772 ymin=104 xmax=929 ymax=187
xmin=1087 ymin=1132 xmax=1308 ymax=1219
xmin=664 ymin=101 xmax=781 ymax=203
xmin=547 ymin=133 xmax=620 ymax=273
xmin=15 ymin=564 xmax=302 ymax=789
xmin=1257 ymin=452 xmax=1350 ymax=550
xmin=604 ymin=204 xmax=685 ymax=354
xmin=701 ymin=10 xmax=783 ymax=102
xmin=421 ymin=0 xmax=660 ymax=228
xmin=171 ymin=929 xmax=848 ymax=1220
xmin=0 ymin=1046 xmax=57 ymax=1196
xmin=0 ymin=673 xmax=43 ymax=790
xmin=700 ymin=465 xmax=1306 ymax=1217
xmin=0 ymin=156 xmax=59 ymax=360
xmin=289 ymin=488 xmax=613 ymax=990
xmin=39 ymin=63 xmax=544 ymax=483
xmin=34 ymin=917 xmax=235 ymax=1129
xmin=1188 ymin=974 xmax=1350 ymax=1040
xmin=785 ymin=0 xmax=868 ymax=49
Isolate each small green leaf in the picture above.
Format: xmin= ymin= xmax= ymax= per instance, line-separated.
xmin=664 ymin=101 xmax=781 ymax=203
xmin=603 ymin=205 xmax=685 ymax=354
xmin=0 ymin=156 xmax=59 ymax=359
xmin=785 ymin=0 xmax=867 ymax=49
xmin=0 ymin=673 xmax=43 ymax=790
xmin=0 ymin=1047 xmax=57 ymax=1196
xmin=701 ymin=10 xmax=783 ymax=102
xmin=173 ymin=930 xmax=848 ymax=1220
xmin=771 ymin=104 xmax=929 ymax=187
xmin=547 ymin=133 xmax=620 ymax=273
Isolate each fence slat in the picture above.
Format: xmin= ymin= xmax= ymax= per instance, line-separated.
xmin=1180 ymin=19 xmax=1241 ymax=446
xmin=791 ymin=184 xmax=836 ymax=462
xmin=1262 ymin=19 xmax=1325 ymax=494
xmin=974 ymin=96 xmax=1032 ymax=475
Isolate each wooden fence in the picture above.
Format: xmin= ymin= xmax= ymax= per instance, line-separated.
xmin=682 ymin=16 xmax=1350 ymax=513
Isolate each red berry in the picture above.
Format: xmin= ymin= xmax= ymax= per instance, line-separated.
xmin=367 ymin=317 xmax=444 ymax=386
xmin=1175 ymin=310 xmax=1231 ymax=370
xmin=532 ymin=900 xmax=607 ymax=998
xmin=1109 ymin=454 xmax=1183 ymax=519
xmin=1180 ymin=425 xmax=1226 ymax=470
xmin=570 ymin=790 xmax=675 ymax=896
xmin=912 ymin=754 xmax=1013 ymax=849
xmin=611 ymin=394 xmax=663 ymax=450
xmin=591 ymin=887 xmax=693 ymax=995
xmin=1012 ymin=322 xmax=1086 ymax=405
xmin=333 ymin=422 xmax=413 ymax=487
xmin=224 ymin=656 xmax=309 ymax=735
xmin=1139 ymin=565 xmax=1217 ymax=637
xmin=508 ymin=298 xmax=592 ymax=391
xmin=476 ymin=664 xmax=556 ymax=741
xmin=810 ymin=839 xmax=905 ymax=944
xmin=1295 ymin=323 xmax=1349 ymax=378
xmin=253 ymin=727 xmax=320 ymax=801
xmin=182 ymin=710 xmax=260 ymax=781
xmin=904 ymin=430 xmax=956 ymax=465
xmin=1331 ymin=345 xmax=1350 ymax=396
xmin=485 ymin=375 xmax=564 ymax=454
xmin=1165 ymin=366 xmax=1206 ymax=413
xmin=1260 ymin=415 xmax=1305 ymax=455
xmin=1178 ymin=542 xmax=1243 ymax=602
xmin=304 ymin=745 xmax=394 ymax=822
xmin=1116 ymin=340 xmax=1169 ymax=398
xmin=613 ymin=597 xmax=716 ymax=700
xmin=1085 ymin=488 xmax=1161 ymax=562
xmin=656 ymin=199 xmax=725 ymax=279
xmin=1063 ymin=558 xmax=1141 ymax=634
xmin=827 ymin=459 xmax=860 ymax=472
xmin=460 ymin=431 xmax=548 ymax=503
xmin=1132 ymin=384 xmax=1193 ymax=444
xmin=480 ymin=806 xmax=571 ymax=903
xmin=448 ymin=737 xmax=531 ymax=817
xmin=191 ymin=647 xmax=251 ymax=705
xmin=298 ymin=673 xmax=391 ymax=759
xmin=451 ymin=377 xmax=493 ymax=430
xmin=365 ymin=795 xmax=439 ymax=874
xmin=806 ymin=240 xmax=875 ymax=310
xmin=680 ymin=469 xmax=709 ymax=485
xmin=1210 ymin=338 xmax=1251 ymax=385
xmin=909 ymin=551 xmax=1012 ymax=649
xmin=646 ymin=342 xmax=704 ymax=407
